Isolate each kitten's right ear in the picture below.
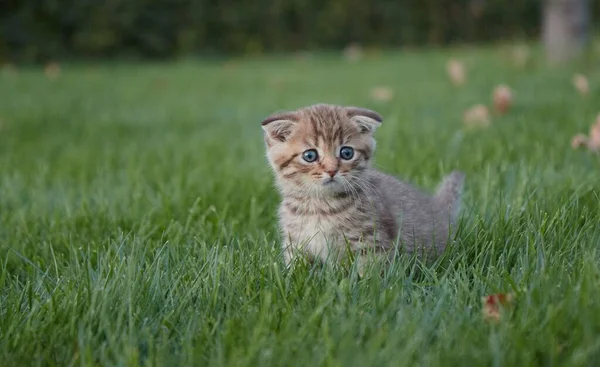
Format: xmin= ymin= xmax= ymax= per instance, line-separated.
xmin=261 ymin=112 xmax=299 ymax=142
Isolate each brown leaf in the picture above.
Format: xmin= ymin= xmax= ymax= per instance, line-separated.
xmin=492 ymin=84 xmax=513 ymax=115
xmin=571 ymin=133 xmax=589 ymax=150
xmin=588 ymin=115 xmax=600 ymax=152
xmin=446 ymin=59 xmax=466 ymax=86
xmin=369 ymin=86 xmax=394 ymax=103
xmin=572 ymin=74 xmax=589 ymax=96
xmin=463 ymin=104 xmax=490 ymax=128
xmin=343 ymin=43 xmax=363 ymax=62
xmin=482 ymin=293 xmax=515 ymax=323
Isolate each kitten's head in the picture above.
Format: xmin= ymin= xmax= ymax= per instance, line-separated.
xmin=261 ymin=104 xmax=382 ymax=196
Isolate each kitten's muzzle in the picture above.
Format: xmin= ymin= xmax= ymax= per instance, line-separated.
xmin=323 ymin=178 xmax=335 ymax=185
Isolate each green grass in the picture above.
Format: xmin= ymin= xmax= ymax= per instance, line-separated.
xmin=1 ymin=45 xmax=600 ymax=366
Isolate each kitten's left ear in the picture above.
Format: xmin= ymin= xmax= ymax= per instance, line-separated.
xmin=261 ymin=111 xmax=299 ymax=142
xmin=346 ymin=107 xmax=383 ymax=133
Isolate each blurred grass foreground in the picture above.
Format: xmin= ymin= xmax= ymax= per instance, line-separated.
xmin=2 ymin=0 xmax=600 ymax=366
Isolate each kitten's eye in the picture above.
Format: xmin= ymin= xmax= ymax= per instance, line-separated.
xmin=339 ymin=146 xmax=354 ymax=160
xmin=302 ymin=149 xmax=319 ymax=162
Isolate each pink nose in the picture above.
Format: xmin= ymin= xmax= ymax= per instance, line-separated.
xmin=326 ymin=170 xmax=337 ymax=178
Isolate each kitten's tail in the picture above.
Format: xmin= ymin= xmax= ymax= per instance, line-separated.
xmin=435 ymin=170 xmax=465 ymax=222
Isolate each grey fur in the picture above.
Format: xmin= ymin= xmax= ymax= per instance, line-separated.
xmin=262 ymin=104 xmax=465 ymax=271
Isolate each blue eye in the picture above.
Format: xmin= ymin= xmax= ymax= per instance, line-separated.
xmin=302 ymin=149 xmax=318 ymax=162
xmin=340 ymin=146 xmax=354 ymax=160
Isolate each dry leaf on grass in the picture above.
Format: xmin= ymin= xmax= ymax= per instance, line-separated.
xmin=482 ymin=293 xmax=515 ymax=323
xmin=446 ymin=58 xmax=466 ymax=86
xmin=44 ymin=62 xmax=61 ymax=80
xmin=343 ymin=43 xmax=363 ymax=62
xmin=370 ymin=86 xmax=394 ymax=103
xmin=571 ymin=114 xmax=600 ymax=152
xmin=572 ymin=74 xmax=589 ymax=96
xmin=492 ymin=84 xmax=513 ymax=115
xmin=588 ymin=116 xmax=600 ymax=152
xmin=571 ymin=134 xmax=589 ymax=150
xmin=463 ymin=104 xmax=490 ymax=128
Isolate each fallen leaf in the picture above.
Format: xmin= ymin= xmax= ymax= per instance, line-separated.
xmin=44 ymin=62 xmax=61 ymax=80
xmin=571 ymin=133 xmax=589 ymax=150
xmin=572 ymin=74 xmax=589 ymax=96
xmin=588 ymin=115 xmax=600 ymax=152
xmin=482 ymin=293 xmax=515 ymax=323
xmin=492 ymin=84 xmax=513 ymax=115
xmin=446 ymin=59 xmax=466 ymax=86
xmin=370 ymin=86 xmax=394 ymax=103
xmin=463 ymin=104 xmax=490 ymax=128
xmin=343 ymin=43 xmax=363 ymax=62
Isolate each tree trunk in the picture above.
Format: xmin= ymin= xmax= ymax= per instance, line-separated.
xmin=542 ymin=0 xmax=589 ymax=64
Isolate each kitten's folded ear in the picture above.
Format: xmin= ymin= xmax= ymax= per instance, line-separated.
xmin=261 ymin=111 xmax=299 ymax=142
xmin=346 ymin=107 xmax=383 ymax=133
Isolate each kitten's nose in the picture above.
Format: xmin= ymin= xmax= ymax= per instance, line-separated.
xmin=326 ymin=170 xmax=337 ymax=178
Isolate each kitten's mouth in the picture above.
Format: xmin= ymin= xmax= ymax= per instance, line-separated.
xmin=322 ymin=178 xmax=336 ymax=185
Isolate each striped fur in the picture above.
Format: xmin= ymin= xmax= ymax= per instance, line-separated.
xmin=262 ymin=104 xmax=465 ymax=272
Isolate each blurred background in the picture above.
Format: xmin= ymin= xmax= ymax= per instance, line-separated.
xmin=0 ymin=0 xmax=598 ymax=64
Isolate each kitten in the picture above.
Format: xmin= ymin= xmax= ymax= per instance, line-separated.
xmin=261 ymin=103 xmax=464 ymax=273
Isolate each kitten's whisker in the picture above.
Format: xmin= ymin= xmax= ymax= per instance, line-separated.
xmin=340 ymin=177 xmax=360 ymax=205
xmin=353 ymin=175 xmax=383 ymax=199
xmin=351 ymin=177 xmax=383 ymax=210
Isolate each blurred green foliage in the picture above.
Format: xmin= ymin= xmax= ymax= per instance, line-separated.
xmin=0 ymin=0 xmax=598 ymax=62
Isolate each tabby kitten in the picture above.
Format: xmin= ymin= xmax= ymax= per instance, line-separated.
xmin=261 ymin=103 xmax=464 ymax=272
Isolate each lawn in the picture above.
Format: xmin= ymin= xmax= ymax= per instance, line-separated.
xmin=1 ymin=45 xmax=600 ymax=366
